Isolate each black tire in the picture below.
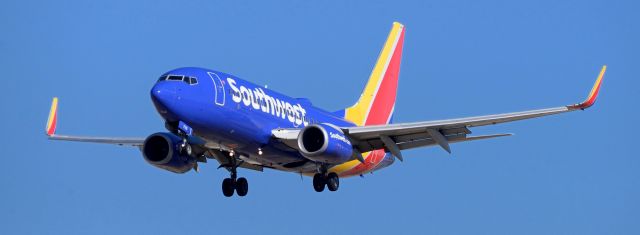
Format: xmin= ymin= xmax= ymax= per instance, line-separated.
xmin=313 ymin=173 xmax=325 ymax=192
xmin=326 ymin=172 xmax=339 ymax=192
xmin=222 ymin=178 xmax=235 ymax=197
xmin=236 ymin=177 xmax=249 ymax=197
xmin=185 ymin=144 xmax=192 ymax=156
xmin=179 ymin=143 xmax=192 ymax=156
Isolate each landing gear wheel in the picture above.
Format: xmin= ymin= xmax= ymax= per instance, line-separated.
xmin=179 ymin=139 xmax=192 ymax=155
xmin=326 ymin=172 xmax=339 ymax=192
xmin=185 ymin=144 xmax=192 ymax=155
xmin=222 ymin=178 xmax=235 ymax=197
xmin=236 ymin=177 xmax=249 ymax=197
xmin=313 ymin=173 xmax=326 ymax=192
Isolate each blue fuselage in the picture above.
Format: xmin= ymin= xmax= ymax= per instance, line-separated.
xmin=150 ymin=67 xmax=378 ymax=172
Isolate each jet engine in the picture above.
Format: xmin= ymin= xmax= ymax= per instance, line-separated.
xmin=142 ymin=132 xmax=196 ymax=173
xmin=297 ymin=123 xmax=353 ymax=164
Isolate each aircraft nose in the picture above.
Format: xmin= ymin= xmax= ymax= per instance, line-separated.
xmin=150 ymin=82 xmax=177 ymax=113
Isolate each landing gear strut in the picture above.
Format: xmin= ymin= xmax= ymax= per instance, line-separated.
xmin=219 ymin=154 xmax=249 ymax=197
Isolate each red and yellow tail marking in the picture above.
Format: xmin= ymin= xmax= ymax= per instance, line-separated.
xmin=332 ymin=23 xmax=406 ymax=176
xmin=344 ymin=22 xmax=405 ymax=127
xmin=569 ymin=65 xmax=606 ymax=110
xmin=46 ymin=97 xmax=58 ymax=136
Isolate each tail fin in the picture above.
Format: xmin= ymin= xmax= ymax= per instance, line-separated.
xmin=343 ymin=22 xmax=405 ymax=126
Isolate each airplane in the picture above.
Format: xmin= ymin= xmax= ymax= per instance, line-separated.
xmin=45 ymin=22 xmax=606 ymax=197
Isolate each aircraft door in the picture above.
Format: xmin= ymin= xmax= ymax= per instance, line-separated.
xmin=207 ymin=72 xmax=225 ymax=106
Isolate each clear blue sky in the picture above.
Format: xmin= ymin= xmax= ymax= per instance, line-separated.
xmin=1 ymin=0 xmax=638 ymax=234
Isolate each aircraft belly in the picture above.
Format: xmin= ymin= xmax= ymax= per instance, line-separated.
xmin=329 ymin=150 xmax=396 ymax=177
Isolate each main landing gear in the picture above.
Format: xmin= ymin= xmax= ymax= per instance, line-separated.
xmin=221 ymin=171 xmax=249 ymax=197
xmin=313 ymin=172 xmax=339 ymax=192
xmin=219 ymin=154 xmax=249 ymax=197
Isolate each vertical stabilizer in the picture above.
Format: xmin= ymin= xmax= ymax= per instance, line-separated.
xmin=343 ymin=22 xmax=405 ymax=126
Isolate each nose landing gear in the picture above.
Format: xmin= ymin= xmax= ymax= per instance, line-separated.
xmin=179 ymin=137 xmax=192 ymax=156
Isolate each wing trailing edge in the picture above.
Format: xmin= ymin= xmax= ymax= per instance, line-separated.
xmin=44 ymin=97 xmax=145 ymax=146
xmin=340 ymin=66 xmax=607 ymax=154
xmin=273 ymin=66 xmax=606 ymax=157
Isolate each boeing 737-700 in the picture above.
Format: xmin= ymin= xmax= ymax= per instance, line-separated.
xmin=46 ymin=22 xmax=606 ymax=197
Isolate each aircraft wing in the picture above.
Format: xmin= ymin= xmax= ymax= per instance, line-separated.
xmin=44 ymin=98 xmax=268 ymax=172
xmin=45 ymin=97 xmax=145 ymax=147
xmin=273 ymin=66 xmax=606 ymax=161
xmin=48 ymin=135 xmax=144 ymax=146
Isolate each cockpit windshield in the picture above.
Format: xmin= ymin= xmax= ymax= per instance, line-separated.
xmin=157 ymin=75 xmax=198 ymax=85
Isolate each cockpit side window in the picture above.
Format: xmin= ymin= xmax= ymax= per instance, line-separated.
xmin=188 ymin=77 xmax=198 ymax=85
xmin=168 ymin=75 xmax=184 ymax=81
xmin=158 ymin=74 xmax=198 ymax=85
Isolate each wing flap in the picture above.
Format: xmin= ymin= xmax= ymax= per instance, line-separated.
xmin=345 ymin=106 xmax=568 ymax=139
xmin=397 ymin=133 xmax=512 ymax=150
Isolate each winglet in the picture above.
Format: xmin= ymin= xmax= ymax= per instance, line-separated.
xmin=46 ymin=97 xmax=58 ymax=136
xmin=568 ymin=65 xmax=606 ymax=110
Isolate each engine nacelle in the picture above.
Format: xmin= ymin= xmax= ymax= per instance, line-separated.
xmin=297 ymin=123 xmax=353 ymax=164
xmin=142 ymin=132 xmax=196 ymax=173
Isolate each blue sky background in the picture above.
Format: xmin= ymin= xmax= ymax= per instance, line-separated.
xmin=1 ymin=0 xmax=638 ymax=234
